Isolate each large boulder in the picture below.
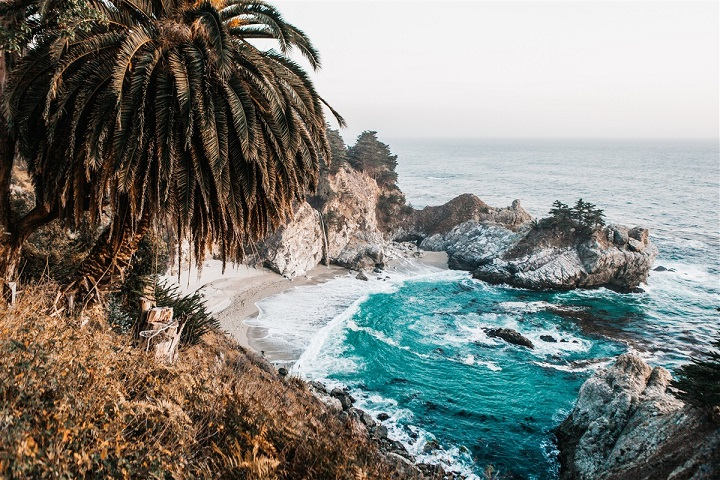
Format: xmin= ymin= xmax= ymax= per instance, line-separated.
xmin=260 ymin=166 xmax=389 ymax=278
xmin=555 ymin=354 xmax=720 ymax=480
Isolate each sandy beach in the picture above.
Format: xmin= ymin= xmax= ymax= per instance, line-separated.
xmin=184 ymin=250 xmax=448 ymax=362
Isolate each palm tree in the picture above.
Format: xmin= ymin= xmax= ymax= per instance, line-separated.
xmin=4 ymin=0 xmax=342 ymax=305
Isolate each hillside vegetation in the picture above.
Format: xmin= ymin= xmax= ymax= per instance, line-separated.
xmin=0 ymin=284 xmax=408 ymax=479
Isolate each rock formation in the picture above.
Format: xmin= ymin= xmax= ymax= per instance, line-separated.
xmin=257 ymin=163 xmax=656 ymax=292
xmin=421 ymin=220 xmax=656 ymax=292
xmin=398 ymin=194 xmax=532 ymax=239
xmin=259 ymin=202 xmax=325 ymax=278
xmin=485 ymin=327 xmax=534 ymax=349
xmin=260 ymin=166 xmax=386 ymax=277
xmin=555 ymin=354 xmax=720 ymax=480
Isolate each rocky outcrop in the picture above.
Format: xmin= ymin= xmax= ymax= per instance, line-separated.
xmin=474 ymin=224 xmax=657 ymax=292
xmin=259 ymin=163 xmax=655 ymax=292
xmin=307 ymin=380 xmax=463 ymax=479
xmin=420 ymin=221 xmax=528 ymax=271
xmin=260 ymin=166 xmax=387 ymax=277
xmin=398 ymin=194 xmax=531 ymax=239
xmin=260 ymin=202 xmax=325 ymax=277
xmin=422 ymin=220 xmax=656 ymax=292
xmin=555 ymin=354 xmax=720 ymax=480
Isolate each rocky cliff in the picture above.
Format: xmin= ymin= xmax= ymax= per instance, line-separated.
xmin=257 ymin=164 xmax=656 ymax=292
xmin=259 ymin=166 xmax=386 ymax=277
xmin=555 ymin=354 xmax=720 ymax=480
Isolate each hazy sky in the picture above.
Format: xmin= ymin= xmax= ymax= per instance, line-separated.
xmin=273 ymin=1 xmax=719 ymax=141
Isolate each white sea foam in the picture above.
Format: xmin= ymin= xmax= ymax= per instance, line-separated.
xmin=498 ymin=300 xmax=555 ymax=313
xmin=533 ymin=359 xmax=611 ymax=373
xmin=346 ymin=319 xmax=407 ymax=350
xmin=477 ymin=360 xmax=503 ymax=371
xmin=349 ymin=387 xmax=481 ymax=480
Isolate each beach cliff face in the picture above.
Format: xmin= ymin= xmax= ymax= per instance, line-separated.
xmin=554 ymin=354 xmax=720 ymax=480
xmin=259 ymin=166 xmax=386 ymax=277
xmin=258 ymin=164 xmax=656 ymax=292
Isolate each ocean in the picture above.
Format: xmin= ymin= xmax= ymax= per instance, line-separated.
xmin=247 ymin=139 xmax=719 ymax=479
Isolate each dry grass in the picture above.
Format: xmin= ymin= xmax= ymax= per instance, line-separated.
xmin=0 ymin=283 xmax=406 ymax=479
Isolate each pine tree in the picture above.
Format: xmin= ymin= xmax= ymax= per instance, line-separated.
xmin=347 ymin=131 xmax=398 ymax=186
xmin=324 ymin=127 xmax=348 ymax=175
xmin=548 ymin=200 xmax=573 ymax=227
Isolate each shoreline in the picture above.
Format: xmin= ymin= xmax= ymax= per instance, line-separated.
xmin=208 ymin=250 xmax=448 ymax=362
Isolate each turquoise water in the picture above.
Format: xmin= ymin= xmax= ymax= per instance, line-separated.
xmin=251 ymin=140 xmax=719 ymax=479
xmin=322 ymin=277 xmax=629 ymax=478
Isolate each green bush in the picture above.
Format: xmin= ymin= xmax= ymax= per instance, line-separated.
xmin=671 ymin=335 xmax=720 ymax=410
xmin=152 ymin=279 xmax=220 ymax=346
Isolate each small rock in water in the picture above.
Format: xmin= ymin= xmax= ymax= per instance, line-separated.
xmin=356 ymin=271 xmax=369 ymax=281
xmin=653 ymin=265 xmax=674 ymax=272
xmin=373 ymin=266 xmax=383 ymax=274
xmin=540 ymin=334 xmax=557 ymax=343
xmin=277 ymin=367 xmax=288 ymax=377
xmin=377 ymin=412 xmax=391 ymax=421
xmin=485 ymin=327 xmax=535 ymax=349
xmin=423 ymin=439 xmax=440 ymax=453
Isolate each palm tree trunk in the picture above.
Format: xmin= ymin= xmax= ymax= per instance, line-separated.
xmin=0 ymin=198 xmax=56 ymax=283
xmin=0 ymin=48 xmax=17 ymax=283
xmin=68 ymin=210 xmax=152 ymax=308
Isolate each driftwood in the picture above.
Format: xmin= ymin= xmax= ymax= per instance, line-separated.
xmin=132 ymin=288 xmax=156 ymax=339
xmin=3 ymin=281 xmax=16 ymax=305
xmin=140 ymin=307 xmax=184 ymax=364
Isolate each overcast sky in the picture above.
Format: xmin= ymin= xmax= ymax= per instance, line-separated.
xmin=272 ymin=1 xmax=719 ymax=142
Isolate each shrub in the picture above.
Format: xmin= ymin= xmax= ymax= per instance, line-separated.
xmin=671 ymin=335 xmax=720 ymax=411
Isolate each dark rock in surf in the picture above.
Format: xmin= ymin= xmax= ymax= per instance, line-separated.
xmin=356 ymin=271 xmax=369 ymax=281
xmin=485 ymin=328 xmax=535 ymax=349
xmin=653 ymin=265 xmax=675 ymax=272
xmin=330 ymin=388 xmax=355 ymax=410
xmin=540 ymin=335 xmax=558 ymax=343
